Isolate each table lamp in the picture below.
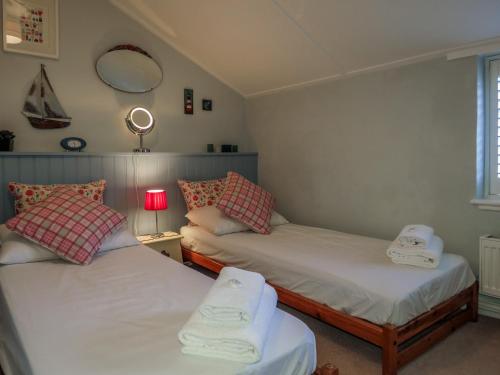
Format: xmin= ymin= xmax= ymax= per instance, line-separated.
xmin=144 ymin=189 xmax=168 ymax=238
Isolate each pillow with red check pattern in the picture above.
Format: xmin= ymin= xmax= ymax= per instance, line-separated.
xmin=216 ymin=171 xmax=274 ymax=234
xmin=8 ymin=180 xmax=106 ymax=214
xmin=177 ymin=178 xmax=226 ymax=211
xmin=6 ymin=189 xmax=126 ymax=265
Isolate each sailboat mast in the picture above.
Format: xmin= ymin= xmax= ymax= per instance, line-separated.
xmin=39 ymin=64 xmax=45 ymax=118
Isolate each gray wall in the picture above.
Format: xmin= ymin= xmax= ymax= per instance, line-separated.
xmin=0 ymin=0 xmax=249 ymax=153
xmin=2 ymin=0 xmax=495 ymax=273
xmin=246 ymin=56 xmax=499 ymax=274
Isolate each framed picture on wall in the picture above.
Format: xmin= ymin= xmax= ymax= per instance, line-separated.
xmin=2 ymin=0 xmax=59 ymax=59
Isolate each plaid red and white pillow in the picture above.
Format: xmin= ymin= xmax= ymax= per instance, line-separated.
xmin=8 ymin=180 xmax=106 ymax=214
xmin=216 ymin=171 xmax=274 ymax=234
xmin=177 ymin=178 xmax=226 ymax=211
xmin=6 ymin=188 xmax=126 ymax=265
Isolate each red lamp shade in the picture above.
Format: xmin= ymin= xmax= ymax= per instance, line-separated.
xmin=144 ymin=190 xmax=168 ymax=211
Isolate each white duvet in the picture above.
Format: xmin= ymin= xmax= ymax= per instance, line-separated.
xmin=0 ymin=245 xmax=316 ymax=375
xmin=181 ymin=224 xmax=476 ymax=326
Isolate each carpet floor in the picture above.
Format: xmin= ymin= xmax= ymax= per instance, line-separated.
xmin=280 ymin=303 xmax=500 ymax=375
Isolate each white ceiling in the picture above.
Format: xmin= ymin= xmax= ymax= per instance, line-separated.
xmin=110 ymin=0 xmax=500 ymax=97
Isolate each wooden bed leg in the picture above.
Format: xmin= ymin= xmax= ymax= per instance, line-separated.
xmin=382 ymin=325 xmax=398 ymax=375
xmin=469 ymin=281 xmax=479 ymax=322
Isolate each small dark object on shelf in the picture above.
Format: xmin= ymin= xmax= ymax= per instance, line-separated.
xmin=232 ymin=145 xmax=238 ymax=152
xmin=206 ymin=144 xmax=215 ymax=152
xmin=0 ymin=131 xmax=15 ymax=152
xmin=221 ymin=144 xmax=232 ymax=153
xmin=202 ymin=99 xmax=212 ymax=111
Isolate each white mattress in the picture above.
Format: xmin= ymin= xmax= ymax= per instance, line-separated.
xmin=181 ymin=224 xmax=476 ymax=326
xmin=0 ymin=245 xmax=316 ymax=375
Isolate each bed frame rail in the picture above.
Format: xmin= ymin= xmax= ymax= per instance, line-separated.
xmin=181 ymin=246 xmax=479 ymax=375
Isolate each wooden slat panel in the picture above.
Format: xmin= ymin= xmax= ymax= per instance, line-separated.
xmin=0 ymin=153 xmax=257 ymax=236
xmin=19 ymin=157 xmax=35 ymax=183
xmin=397 ymin=307 xmax=473 ymax=368
xmin=76 ymin=156 xmax=91 ymax=183
xmin=0 ymin=157 xmax=5 ymax=217
xmin=1 ymin=156 xmax=19 ymax=218
xmin=62 ymin=157 xmax=78 ymax=182
xmin=396 ymin=284 xmax=474 ymax=344
xmin=48 ymin=157 xmax=64 ymax=182
xmin=34 ymin=157 xmax=50 ymax=183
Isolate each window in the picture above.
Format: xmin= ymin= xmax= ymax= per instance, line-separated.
xmin=471 ymin=56 xmax=500 ymax=209
xmin=487 ymin=58 xmax=500 ymax=195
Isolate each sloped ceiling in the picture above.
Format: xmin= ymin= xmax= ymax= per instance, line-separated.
xmin=110 ymin=0 xmax=500 ymax=97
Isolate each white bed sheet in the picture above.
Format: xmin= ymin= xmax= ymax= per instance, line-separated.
xmin=0 ymin=245 xmax=316 ymax=375
xmin=181 ymin=224 xmax=476 ymax=326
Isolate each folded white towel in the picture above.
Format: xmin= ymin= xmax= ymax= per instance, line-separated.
xmin=178 ymin=284 xmax=277 ymax=364
xmin=199 ymin=267 xmax=265 ymax=327
xmin=388 ymin=235 xmax=443 ymax=269
xmin=397 ymin=225 xmax=434 ymax=248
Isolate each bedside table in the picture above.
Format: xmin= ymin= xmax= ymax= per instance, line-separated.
xmin=137 ymin=232 xmax=184 ymax=263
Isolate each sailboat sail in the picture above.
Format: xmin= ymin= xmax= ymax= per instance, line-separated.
xmin=22 ymin=64 xmax=71 ymax=129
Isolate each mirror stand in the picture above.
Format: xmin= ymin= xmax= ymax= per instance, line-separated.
xmin=134 ymin=134 xmax=151 ymax=153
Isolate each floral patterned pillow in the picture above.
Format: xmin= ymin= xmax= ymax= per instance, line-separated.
xmin=8 ymin=180 xmax=106 ymax=214
xmin=177 ymin=178 xmax=226 ymax=211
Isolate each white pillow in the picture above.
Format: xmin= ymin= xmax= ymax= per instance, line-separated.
xmin=186 ymin=206 xmax=250 ymax=235
xmin=270 ymin=211 xmax=289 ymax=226
xmin=185 ymin=206 xmax=290 ymax=235
xmin=99 ymin=227 xmax=140 ymax=253
xmin=0 ymin=225 xmax=139 ymax=265
xmin=0 ymin=224 xmax=56 ymax=264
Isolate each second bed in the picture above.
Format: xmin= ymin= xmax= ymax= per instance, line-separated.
xmin=180 ymin=222 xmax=478 ymax=375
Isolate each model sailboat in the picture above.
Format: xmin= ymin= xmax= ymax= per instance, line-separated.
xmin=22 ymin=64 xmax=71 ymax=129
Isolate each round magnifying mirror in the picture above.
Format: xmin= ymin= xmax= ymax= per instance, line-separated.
xmin=126 ymin=107 xmax=155 ymax=153
xmin=126 ymin=107 xmax=155 ymax=135
xmin=96 ymin=45 xmax=162 ymax=93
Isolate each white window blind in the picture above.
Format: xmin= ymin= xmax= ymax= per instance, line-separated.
xmin=488 ymin=59 xmax=500 ymax=195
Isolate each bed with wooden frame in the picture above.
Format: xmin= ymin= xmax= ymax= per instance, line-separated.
xmin=182 ymin=245 xmax=478 ymax=375
xmin=0 ymin=241 xmax=338 ymax=375
xmin=0 ymin=153 xmax=343 ymax=375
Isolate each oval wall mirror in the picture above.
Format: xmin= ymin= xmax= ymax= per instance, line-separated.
xmin=96 ymin=45 xmax=162 ymax=93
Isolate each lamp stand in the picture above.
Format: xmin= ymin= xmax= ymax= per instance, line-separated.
xmin=150 ymin=211 xmax=165 ymax=239
xmin=134 ymin=134 xmax=151 ymax=153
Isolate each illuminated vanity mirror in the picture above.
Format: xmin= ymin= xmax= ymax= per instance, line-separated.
xmin=96 ymin=45 xmax=162 ymax=93
xmin=126 ymin=107 xmax=155 ymax=152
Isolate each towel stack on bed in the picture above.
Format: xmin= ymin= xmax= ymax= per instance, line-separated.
xmin=178 ymin=267 xmax=277 ymax=363
xmin=387 ymin=225 xmax=444 ymax=268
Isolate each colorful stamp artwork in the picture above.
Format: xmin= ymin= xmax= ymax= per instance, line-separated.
xmin=3 ymin=0 xmax=58 ymax=58
xmin=20 ymin=7 xmax=44 ymax=43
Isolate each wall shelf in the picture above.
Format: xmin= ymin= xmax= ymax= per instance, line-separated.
xmin=0 ymin=152 xmax=258 ymax=157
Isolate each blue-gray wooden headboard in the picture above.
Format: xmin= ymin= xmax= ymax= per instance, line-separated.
xmin=0 ymin=152 xmax=258 ymax=235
